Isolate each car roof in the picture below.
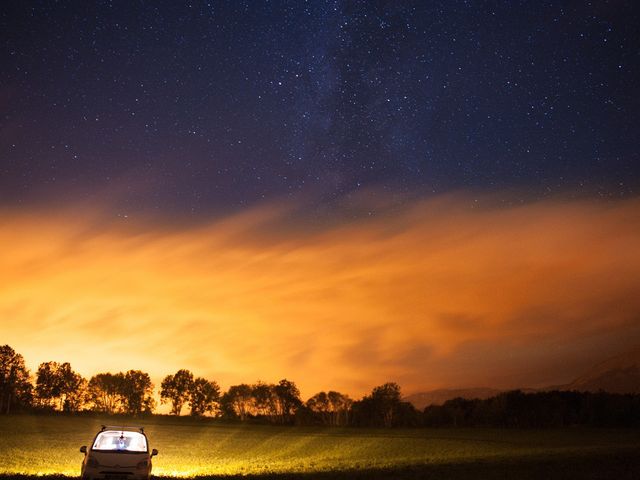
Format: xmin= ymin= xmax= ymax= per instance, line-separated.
xmin=100 ymin=425 xmax=146 ymax=433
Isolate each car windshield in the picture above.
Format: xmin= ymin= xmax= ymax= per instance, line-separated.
xmin=92 ymin=431 xmax=148 ymax=453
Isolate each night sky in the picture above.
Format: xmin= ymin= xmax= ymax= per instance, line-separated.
xmin=2 ymin=1 xmax=639 ymax=216
xmin=2 ymin=2 xmax=640 ymax=398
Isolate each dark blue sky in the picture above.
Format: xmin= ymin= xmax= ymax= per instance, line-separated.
xmin=2 ymin=1 xmax=638 ymax=216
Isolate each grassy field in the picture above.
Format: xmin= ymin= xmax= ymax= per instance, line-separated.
xmin=1 ymin=415 xmax=639 ymax=479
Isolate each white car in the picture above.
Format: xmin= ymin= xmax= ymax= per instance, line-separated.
xmin=80 ymin=426 xmax=158 ymax=480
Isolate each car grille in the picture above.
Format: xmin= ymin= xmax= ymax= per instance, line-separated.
xmin=100 ymin=472 xmax=133 ymax=480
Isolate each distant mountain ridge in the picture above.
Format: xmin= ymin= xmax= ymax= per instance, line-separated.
xmin=566 ymin=346 xmax=640 ymax=394
xmin=405 ymin=346 xmax=640 ymax=409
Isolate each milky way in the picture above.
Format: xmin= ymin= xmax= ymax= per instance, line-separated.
xmin=1 ymin=1 xmax=638 ymax=216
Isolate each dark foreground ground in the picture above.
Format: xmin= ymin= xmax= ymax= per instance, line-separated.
xmin=2 ymin=449 xmax=640 ymax=480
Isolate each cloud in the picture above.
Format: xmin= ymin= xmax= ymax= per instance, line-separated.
xmin=1 ymin=194 xmax=640 ymax=399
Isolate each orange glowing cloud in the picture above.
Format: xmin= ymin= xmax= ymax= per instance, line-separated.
xmin=1 ymin=193 xmax=640 ymax=399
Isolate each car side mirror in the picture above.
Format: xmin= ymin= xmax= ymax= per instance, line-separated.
xmin=80 ymin=446 xmax=87 ymax=454
xmin=151 ymin=449 xmax=158 ymax=457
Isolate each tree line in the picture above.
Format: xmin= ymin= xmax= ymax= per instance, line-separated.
xmin=0 ymin=344 xmax=407 ymax=426
xmin=423 ymin=389 xmax=640 ymax=428
xmin=2 ymin=345 xmax=640 ymax=427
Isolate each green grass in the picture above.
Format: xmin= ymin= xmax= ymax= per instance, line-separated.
xmin=1 ymin=415 xmax=640 ymax=479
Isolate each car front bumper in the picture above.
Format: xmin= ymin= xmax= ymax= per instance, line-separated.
xmin=81 ymin=467 xmax=150 ymax=480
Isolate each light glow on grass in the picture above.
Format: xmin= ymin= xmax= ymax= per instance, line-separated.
xmin=2 ymin=415 xmax=640 ymax=477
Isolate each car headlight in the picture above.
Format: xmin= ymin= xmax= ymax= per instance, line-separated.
xmin=136 ymin=460 xmax=148 ymax=470
xmin=87 ymin=458 xmax=99 ymax=468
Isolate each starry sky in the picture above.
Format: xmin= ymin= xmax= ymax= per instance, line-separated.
xmin=2 ymin=1 xmax=639 ymax=213
xmin=1 ymin=1 xmax=640 ymax=399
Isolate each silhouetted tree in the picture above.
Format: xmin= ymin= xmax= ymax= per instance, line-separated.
xmin=395 ymin=400 xmax=420 ymax=427
xmin=221 ymin=384 xmax=254 ymax=420
xmin=350 ymin=382 xmax=410 ymax=427
xmin=307 ymin=391 xmax=331 ymax=424
xmin=252 ymin=381 xmax=277 ymax=418
xmin=445 ymin=397 xmax=476 ymax=427
xmin=0 ymin=345 xmax=32 ymax=414
xmin=188 ymin=377 xmax=220 ymax=416
xmin=421 ymin=390 xmax=640 ymax=428
xmin=35 ymin=362 xmax=58 ymax=409
xmin=423 ymin=403 xmax=448 ymax=426
xmin=273 ymin=379 xmax=302 ymax=424
xmin=121 ymin=370 xmax=154 ymax=415
xmin=35 ymin=361 xmax=85 ymax=411
xmin=328 ymin=390 xmax=353 ymax=426
xmin=160 ymin=369 xmax=194 ymax=415
xmin=371 ymin=382 xmax=402 ymax=427
xmin=350 ymin=396 xmax=374 ymax=427
xmin=87 ymin=373 xmax=125 ymax=413
xmin=63 ymin=378 xmax=87 ymax=412
xmin=307 ymin=390 xmax=352 ymax=426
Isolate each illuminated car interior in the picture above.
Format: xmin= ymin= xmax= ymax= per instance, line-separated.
xmin=92 ymin=431 xmax=148 ymax=453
